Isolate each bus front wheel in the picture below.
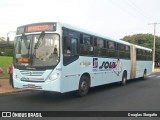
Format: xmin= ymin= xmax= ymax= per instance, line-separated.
xmin=77 ymin=75 xmax=90 ymax=97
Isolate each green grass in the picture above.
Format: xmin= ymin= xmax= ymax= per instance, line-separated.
xmin=0 ymin=56 xmax=12 ymax=78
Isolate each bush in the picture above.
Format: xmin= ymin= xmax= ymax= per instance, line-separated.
xmin=0 ymin=52 xmax=4 ymax=56
xmin=4 ymin=49 xmax=13 ymax=56
xmin=0 ymin=56 xmax=12 ymax=78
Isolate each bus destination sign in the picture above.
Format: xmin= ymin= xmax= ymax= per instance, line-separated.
xmin=16 ymin=23 xmax=57 ymax=35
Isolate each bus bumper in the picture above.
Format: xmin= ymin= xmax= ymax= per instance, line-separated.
xmin=13 ymin=77 xmax=61 ymax=93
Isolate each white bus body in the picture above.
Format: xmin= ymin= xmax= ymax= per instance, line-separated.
xmin=13 ymin=22 xmax=152 ymax=96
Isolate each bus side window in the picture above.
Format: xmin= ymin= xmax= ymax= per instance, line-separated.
xmin=94 ymin=38 xmax=106 ymax=56
xmin=64 ymin=36 xmax=71 ymax=56
xmin=150 ymin=51 xmax=152 ymax=60
xmin=108 ymin=41 xmax=116 ymax=58
xmin=80 ymin=34 xmax=94 ymax=56
xmin=64 ymin=36 xmax=78 ymax=56
xmin=126 ymin=46 xmax=130 ymax=59
xmin=119 ymin=44 xmax=126 ymax=59
xmin=63 ymin=35 xmax=79 ymax=66
xmin=71 ymin=38 xmax=78 ymax=55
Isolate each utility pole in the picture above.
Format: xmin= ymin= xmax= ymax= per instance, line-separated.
xmin=148 ymin=22 xmax=160 ymax=72
xmin=7 ymin=31 xmax=16 ymax=45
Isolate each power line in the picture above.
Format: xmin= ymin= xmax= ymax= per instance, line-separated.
xmin=148 ymin=22 xmax=160 ymax=72
xmin=110 ymin=0 xmax=152 ymax=22
xmin=109 ymin=0 xmax=141 ymax=21
xmin=124 ymin=0 xmax=152 ymax=21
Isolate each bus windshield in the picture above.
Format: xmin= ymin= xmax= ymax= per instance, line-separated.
xmin=14 ymin=33 xmax=60 ymax=68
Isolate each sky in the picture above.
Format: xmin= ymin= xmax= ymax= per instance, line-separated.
xmin=0 ymin=0 xmax=160 ymax=40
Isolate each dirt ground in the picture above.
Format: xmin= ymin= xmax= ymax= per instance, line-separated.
xmin=0 ymin=79 xmax=22 ymax=94
xmin=154 ymin=68 xmax=160 ymax=72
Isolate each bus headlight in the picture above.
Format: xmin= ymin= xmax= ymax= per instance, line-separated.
xmin=13 ymin=71 xmax=17 ymax=78
xmin=49 ymin=73 xmax=59 ymax=80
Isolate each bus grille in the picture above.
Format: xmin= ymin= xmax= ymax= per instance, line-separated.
xmin=20 ymin=70 xmax=44 ymax=76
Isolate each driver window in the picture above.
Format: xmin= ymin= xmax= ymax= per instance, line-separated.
xmin=63 ymin=30 xmax=79 ymax=66
xmin=64 ymin=36 xmax=78 ymax=56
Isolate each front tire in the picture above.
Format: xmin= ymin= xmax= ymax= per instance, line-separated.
xmin=77 ymin=75 xmax=90 ymax=97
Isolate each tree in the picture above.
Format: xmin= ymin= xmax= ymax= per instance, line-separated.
xmin=3 ymin=49 xmax=13 ymax=56
xmin=121 ymin=34 xmax=160 ymax=66
xmin=0 ymin=37 xmax=5 ymax=43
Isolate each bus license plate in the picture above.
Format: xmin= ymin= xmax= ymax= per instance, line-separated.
xmin=27 ymin=84 xmax=36 ymax=88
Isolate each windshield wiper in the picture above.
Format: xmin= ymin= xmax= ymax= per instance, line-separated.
xmin=31 ymin=31 xmax=45 ymax=66
xmin=34 ymin=31 xmax=45 ymax=49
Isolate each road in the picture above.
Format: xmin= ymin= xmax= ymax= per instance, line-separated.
xmin=0 ymin=72 xmax=160 ymax=120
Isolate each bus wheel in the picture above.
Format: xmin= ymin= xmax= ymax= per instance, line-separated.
xmin=121 ymin=72 xmax=127 ymax=86
xmin=142 ymin=69 xmax=147 ymax=80
xmin=77 ymin=75 xmax=90 ymax=97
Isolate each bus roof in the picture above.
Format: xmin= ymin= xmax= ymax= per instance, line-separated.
xmin=135 ymin=44 xmax=152 ymax=51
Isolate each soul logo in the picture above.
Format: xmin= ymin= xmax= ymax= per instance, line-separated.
xmin=99 ymin=61 xmax=117 ymax=69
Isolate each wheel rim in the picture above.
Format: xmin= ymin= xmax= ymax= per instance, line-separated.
xmin=80 ymin=81 xmax=88 ymax=95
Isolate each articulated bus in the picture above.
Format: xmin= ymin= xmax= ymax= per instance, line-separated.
xmin=13 ymin=22 xmax=152 ymax=96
